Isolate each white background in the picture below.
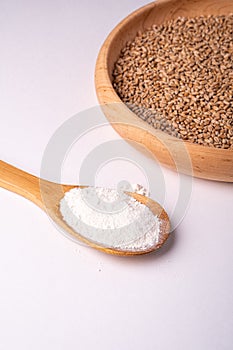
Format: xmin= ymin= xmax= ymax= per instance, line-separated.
xmin=0 ymin=1 xmax=233 ymax=349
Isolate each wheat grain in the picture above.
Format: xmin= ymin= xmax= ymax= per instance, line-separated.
xmin=112 ymin=15 xmax=233 ymax=149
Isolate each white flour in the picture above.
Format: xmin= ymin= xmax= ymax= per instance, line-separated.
xmin=60 ymin=187 xmax=161 ymax=252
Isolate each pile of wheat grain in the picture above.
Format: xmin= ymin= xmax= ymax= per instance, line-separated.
xmin=113 ymin=15 xmax=233 ymax=149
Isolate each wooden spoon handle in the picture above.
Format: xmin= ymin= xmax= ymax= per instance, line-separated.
xmin=0 ymin=160 xmax=43 ymax=208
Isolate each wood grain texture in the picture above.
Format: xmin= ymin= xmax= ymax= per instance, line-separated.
xmin=0 ymin=160 xmax=170 ymax=256
xmin=95 ymin=0 xmax=233 ymax=182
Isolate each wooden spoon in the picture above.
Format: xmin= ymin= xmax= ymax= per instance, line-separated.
xmin=0 ymin=160 xmax=170 ymax=256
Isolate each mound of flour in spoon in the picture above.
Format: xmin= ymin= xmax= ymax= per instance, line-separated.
xmin=60 ymin=187 xmax=161 ymax=251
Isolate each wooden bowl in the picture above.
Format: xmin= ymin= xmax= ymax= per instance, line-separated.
xmin=95 ymin=0 xmax=233 ymax=182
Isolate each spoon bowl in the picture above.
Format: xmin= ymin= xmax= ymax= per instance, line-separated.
xmin=0 ymin=160 xmax=170 ymax=256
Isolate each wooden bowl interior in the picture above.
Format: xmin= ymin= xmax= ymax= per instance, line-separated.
xmin=95 ymin=0 xmax=233 ymax=182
